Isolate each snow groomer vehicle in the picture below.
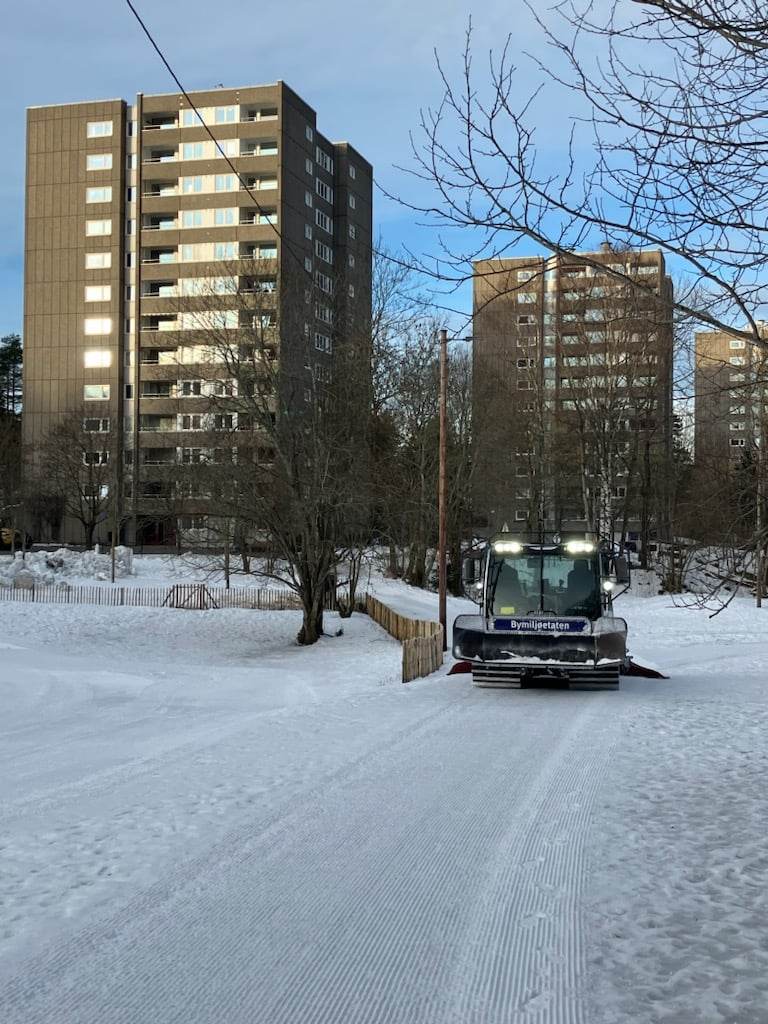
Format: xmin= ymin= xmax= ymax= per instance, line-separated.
xmin=454 ymin=531 xmax=630 ymax=689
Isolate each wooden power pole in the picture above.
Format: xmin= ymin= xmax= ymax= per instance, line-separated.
xmin=438 ymin=328 xmax=448 ymax=651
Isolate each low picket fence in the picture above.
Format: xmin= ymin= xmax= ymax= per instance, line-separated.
xmin=0 ymin=581 xmax=303 ymax=611
xmin=0 ymin=580 xmax=443 ymax=682
xmin=364 ymin=594 xmax=444 ymax=683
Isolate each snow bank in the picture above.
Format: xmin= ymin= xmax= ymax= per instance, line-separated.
xmin=0 ymin=546 xmax=135 ymax=586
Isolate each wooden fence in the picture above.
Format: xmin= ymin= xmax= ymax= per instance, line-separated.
xmin=365 ymin=594 xmax=444 ymax=683
xmin=0 ymin=580 xmax=443 ymax=683
xmin=0 ymin=581 xmax=303 ymax=611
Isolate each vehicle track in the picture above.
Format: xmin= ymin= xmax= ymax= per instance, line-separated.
xmin=0 ymin=685 xmax=627 ymax=1024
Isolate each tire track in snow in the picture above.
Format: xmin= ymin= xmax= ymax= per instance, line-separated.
xmin=0 ymin=685 xmax=471 ymax=1017
xmin=1 ymin=685 xmax=627 ymax=1024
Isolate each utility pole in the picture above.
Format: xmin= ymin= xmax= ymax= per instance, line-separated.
xmin=438 ymin=328 xmax=448 ymax=651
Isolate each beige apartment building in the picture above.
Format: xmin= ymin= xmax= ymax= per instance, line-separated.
xmin=24 ymin=82 xmax=372 ymax=546
xmin=694 ymin=325 xmax=768 ymax=468
xmin=472 ymin=246 xmax=674 ymax=543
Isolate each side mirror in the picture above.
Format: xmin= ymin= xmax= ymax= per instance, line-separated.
xmin=614 ymin=556 xmax=630 ymax=585
xmin=462 ymin=556 xmax=482 ymax=586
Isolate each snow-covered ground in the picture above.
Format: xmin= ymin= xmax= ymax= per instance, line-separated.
xmin=1 ymin=587 xmax=767 ymax=1023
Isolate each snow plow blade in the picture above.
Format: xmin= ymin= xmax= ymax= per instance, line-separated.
xmin=622 ymin=658 xmax=668 ymax=679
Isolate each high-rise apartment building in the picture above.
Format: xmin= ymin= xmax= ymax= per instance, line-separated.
xmin=24 ymin=83 xmax=372 ymax=545
xmin=472 ymin=247 xmax=674 ymax=539
xmin=694 ymin=325 xmax=767 ymax=467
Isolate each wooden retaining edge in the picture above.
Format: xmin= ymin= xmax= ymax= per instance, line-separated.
xmin=364 ymin=594 xmax=444 ymax=683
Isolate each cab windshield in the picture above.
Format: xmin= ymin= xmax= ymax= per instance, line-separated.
xmin=488 ymin=549 xmax=601 ymax=619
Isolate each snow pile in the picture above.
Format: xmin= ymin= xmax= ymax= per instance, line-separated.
xmin=0 ymin=546 xmax=135 ymax=586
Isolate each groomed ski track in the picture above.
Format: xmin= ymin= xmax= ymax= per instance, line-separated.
xmin=1 ymin=678 xmax=624 ymax=1024
xmin=3 ymin=597 xmax=768 ymax=1023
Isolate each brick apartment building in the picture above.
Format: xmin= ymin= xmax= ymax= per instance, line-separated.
xmin=694 ymin=324 xmax=768 ymax=468
xmin=472 ymin=246 xmax=674 ymax=541
xmin=24 ymin=82 xmax=372 ymax=546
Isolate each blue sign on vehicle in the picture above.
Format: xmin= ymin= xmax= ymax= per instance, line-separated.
xmin=493 ymin=617 xmax=589 ymax=634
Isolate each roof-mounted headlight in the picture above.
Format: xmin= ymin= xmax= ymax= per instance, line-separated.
xmin=565 ymin=540 xmax=596 ymax=554
xmin=493 ymin=541 xmax=523 ymax=554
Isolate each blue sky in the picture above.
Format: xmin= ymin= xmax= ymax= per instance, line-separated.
xmin=0 ymin=0 xmax=561 ymax=337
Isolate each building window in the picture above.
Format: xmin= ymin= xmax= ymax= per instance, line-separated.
xmin=305 ymin=157 xmax=313 ymax=175
xmin=125 ymin=384 xmax=133 ymax=399
xmin=517 ymin=292 xmax=536 ymax=303
xmin=515 ymin=510 xmax=527 ymax=522
xmin=182 ymin=176 xmax=203 ymax=193
xmin=316 ymin=271 xmax=333 ymax=293
xmin=348 ymin=284 xmax=355 ymax=298
xmin=315 ymin=240 xmax=333 ymax=264
xmin=730 ymin=339 xmax=746 ymax=350
xmin=182 ymin=109 xmax=204 ymax=127
xmin=304 ymin=257 xmax=312 ymax=273
xmin=349 ymin=194 xmax=356 ymax=209
xmin=304 ymin=224 xmax=313 ymax=241
xmin=305 ymin=125 xmax=314 ymax=142
xmin=181 ymin=210 xmax=204 ymax=228
xmin=84 ymin=384 xmax=111 ymax=401
xmin=518 ymin=315 xmax=535 ymax=325
xmin=83 ymin=349 xmax=112 ymax=368
xmin=84 ymin=317 xmax=113 ymax=336
xmin=316 ymin=179 xmax=333 ymax=204
xmin=86 ymin=219 xmax=112 ymax=236
xmin=517 ymin=270 xmax=535 ymax=281
xmin=730 ymin=438 xmax=746 ymax=447
xmin=85 ymin=252 xmax=112 ymax=269
xmin=348 ymin=223 xmax=357 ymax=240
xmin=84 ymin=285 xmax=112 ymax=303
xmin=213 ymin=241 xmax=237 ymax=260
xmin=87 ymin=120 xmax=113 ymax=138
xmin=83 ymin=451 xmax=110 ymax=466
xmin=83 ymin=417 xmax=110 ymax=432
xmin=730 ymin=356 xmax=745 ymax=366
xmin=214 ymin=174 xmax=236 ymax=192
xmin=315 ymin=209 xmax=332 ymax=234
xmin=86 ymin=186 xmax=113 ymax=204
xmin=314 ymin=331 xmax=332 ymax=353
xmin=305 ymin=190 xmax=313 ymax=208
xmin=180 ymin=414 xmax=203 ymax=431
xmin=348 ymin=253 xmax=355 ymax=268
xmin=214 ymin=106 xmax=237 ymax=123
xmin=87 ymin=153 xmax=113 ymax=171
xmin=182 ymin=142 xmax=205 ymax=160
xmin=349 ymin=164 xmax=356 ymax=180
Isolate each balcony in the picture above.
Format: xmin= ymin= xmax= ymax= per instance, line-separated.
xmin=142 ymin=316 xmax=179 ymax=333
xmin=240 ymin=107 xmax=278 ymax=123
xmin=143 ymin=182 xmax=178 ymax=198
xmin=143 ymin=149 xmax=178 ymax=164
xmin=240 ymin=140 xmax=278 ymax=157
xmin=143 ymin=115 xmax=178 ymax=131
xmin=139 ymin=415 xmax=176 ymax=433
xmin=240 ymin=211 xmax=277 ymax=226
xmin=142 ymin=448 xmax=176 ymax=465
xmin=141 ymin=349 xmax=178 ymax=365
xmin=142 ymin=282 xmax=177 ymax=298
xmin=239 ymin=244 xmax=278 ymax=261
xmin=240 ymin=277 xmax=277 ymax=294
xmin=143 ymin=215 xmax=178 ymax=231
xmin=140 ymin=382 xmax=174 ymax=399
xmin=141 ymin=249 xmax=177 ymax=265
